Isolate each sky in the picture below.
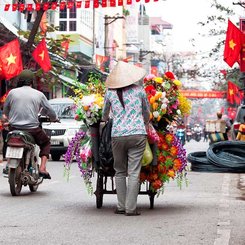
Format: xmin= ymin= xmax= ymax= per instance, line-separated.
xmin=145 ymin=0 xmax=242 ymax=52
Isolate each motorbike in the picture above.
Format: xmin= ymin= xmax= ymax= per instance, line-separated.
xmin=5 ymin=116 xmax=52 ymax=196
xmin=176 ymin=128 xmax=186 ymax=145
xmin=194 ymin=129 xmax=202 ymax=142
xmin=186 ymin=129 xmax=192 ymax=142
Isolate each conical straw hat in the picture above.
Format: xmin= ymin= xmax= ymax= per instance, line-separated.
xmin=105 ymin=61 xmax=147 ymax=89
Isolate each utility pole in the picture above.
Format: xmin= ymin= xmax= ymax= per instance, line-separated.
xmin=104 ymin=15 xmax=125 ymax=57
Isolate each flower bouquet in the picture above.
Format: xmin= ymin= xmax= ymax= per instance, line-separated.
xmin=64 ymin=131 xmax=94 ymax=194
xmin=140 ymin=132 xmax=188 ymax=193
xmin=142 ymin=71 xmax=191 ymax=193
xmin=64 ymin=72 xmax=105 ymax=194
xmin=73 ymin=73 xmax=105 ymax=127
xmin=144 ymin=71 xmax=191 ymax=130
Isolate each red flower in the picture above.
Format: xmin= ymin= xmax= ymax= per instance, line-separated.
xmin=145 ymin=85 xmax=156 ymax=96
xmin=164 ymin=71 xmax=175 ymax=80
xmin=152 ymin=179 xmax=163 ymax=190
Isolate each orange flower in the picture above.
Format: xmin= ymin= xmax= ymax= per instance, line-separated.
xmin=173 ymin=159 xmax=182 ymax=171
xmin=170 ymin=146 xmax=178 ymax=156
xmin=83 ymin=105 xmax=89 ymax=111
xmin=150 ymin=96 xmax=155 ymax=104
xmin=165 ymin=133 xmax=174 ymax=143
xmin=152 ymin=102 xmax=158 ymax=110
xmin=167 ymin=169 xmax=175 ymax=178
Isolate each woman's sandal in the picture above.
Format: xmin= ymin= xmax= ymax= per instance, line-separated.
xmin=114 ymin=209 xmax=125 ymax=214
xmin=125 ymin=210 xmax=141 ymax=216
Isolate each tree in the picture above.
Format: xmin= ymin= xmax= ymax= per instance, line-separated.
xmin=196 ymin=0 xmax=242 ymax=90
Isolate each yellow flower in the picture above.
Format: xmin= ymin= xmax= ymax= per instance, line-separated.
xmin=155 ymin=92 xmax=162 ymax=99
xmin=173 ymin=79 xmax=182 ymax=86
xmin=178 ymin=93 xmax=192 ymax=116
xmin=154 ymin=77 xmax=163 ymax=84
xmin=94 ymin=94 xmax=104 ymax=108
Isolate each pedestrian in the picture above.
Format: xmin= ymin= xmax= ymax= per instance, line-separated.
xmin=203 ymin=125 xmax=208 ymax=142
xmin=102 ymin=61 xmax=150 ymax=216
xmin=3 ymin=69 xmax=58 ymax=179
xmin=216 ymin=112 xmax=231 ymax=140
xmin=236 ymin=115 xmax=245 ymax=141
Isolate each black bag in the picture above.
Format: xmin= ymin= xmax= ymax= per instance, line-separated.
xmin=99 ymin=119 xmax=115 ymax=175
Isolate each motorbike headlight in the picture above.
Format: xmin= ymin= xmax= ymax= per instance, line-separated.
xmin=65 ymin=128 xmax=79 ymax=136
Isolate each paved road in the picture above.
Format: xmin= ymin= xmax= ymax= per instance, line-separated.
xmin=0 ymin=139 xmax=245 ymax=245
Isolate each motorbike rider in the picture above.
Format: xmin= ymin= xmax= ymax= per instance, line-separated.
xmin=3 ymin=69 xmax=58 ymax=179
xmin=193 ymin=123 xmax=202 ymax=141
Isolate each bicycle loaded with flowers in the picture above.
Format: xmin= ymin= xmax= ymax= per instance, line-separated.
xmin=64 ymin=70 xmax=191 ymax=196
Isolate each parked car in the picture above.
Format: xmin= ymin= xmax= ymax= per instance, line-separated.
xmin=42 ymin=98 xmax=86 ymax=161
xmin=231 ymin=104 xmax=245 ymax=140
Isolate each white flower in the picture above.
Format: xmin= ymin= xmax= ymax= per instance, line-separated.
xmin=161 ymin=103 xmax=167 ymax=110
xmin=81 ymin=95 xmax=95 ymax=107
xmin=161 ymin=91 xmax=166 ymax=98
xmin=177 ymin=109 xmax=181 ymax=115
xmin=153 ymin=111 xmax=159 ymax=118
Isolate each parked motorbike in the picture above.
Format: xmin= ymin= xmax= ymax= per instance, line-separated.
xmin=5 ymin=116 xmax=52 ymax=196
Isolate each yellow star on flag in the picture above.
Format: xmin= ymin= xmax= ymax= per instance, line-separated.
xmin=6 ymin=53 xmax=17 ymax=66
xmin=39 ymin=51 xmax=45 ymax=61
xmin=229 ymin=89 xmax=234 ymax=96
xmin=229 ymin=39 xmax=236 ymax=50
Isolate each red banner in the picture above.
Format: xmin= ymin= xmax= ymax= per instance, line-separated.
xmin=3 ymin=1 xmax=156 ymax=11
xmin=180 ymin=90 xmax=226 ymax=99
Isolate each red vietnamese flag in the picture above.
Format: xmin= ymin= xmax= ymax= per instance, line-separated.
xmin=223 ymin=20 xmax=242 ymax=67
xmin=227 ymin=81 xmax=242 ymax=105
xmin=227 ymin=81 xmax=235 ymax=104
xmin=32 ymin=38 xmax=52 ymax=73
xmin=240 ymin=33 xmax=245 ymax=72
xmin=0 ymin=39 xmax=23 ymax=80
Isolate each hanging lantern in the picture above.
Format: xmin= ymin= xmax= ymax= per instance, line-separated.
xmin=85 ymin=0 xmax=90 ymax=8
xmin=4 ymin=4 xmax=10 ymax=11
xmin=76 ymin=1 xmax=82 ymax=8
xmin=19 ymin=4 xmax=25 ymax=12
xmin=67 ymin=2 xmax=74 ymax=9
xmin=110 ymin=0 xmax=116 ymax=7
xmin=59 ymin=2 xmax=66 ymax=10
xmin=43 ymin=3 xmax=49 ymax=10
xmin=118 ymin=0 xmax=123 ymax=6
xmin=12 ymin=4 xmax=18 ymax=11
xmin=35 ymin=3 xmax=41 ymax=11
xmin=51 ymin=2 xmax=57 ymax=10
xmin=126 ymin=0 xmax=132 ymax=4
xmin=101 ymin=0 xmax=107 ymax=7
xmin=27 ymin=4 xmax=33 ymax=11
xmin=94 ymin=0 xmax=99 ymax=8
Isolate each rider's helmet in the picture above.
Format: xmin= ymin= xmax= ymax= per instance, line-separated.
xmin=17 ymin=69 xmax=34 ymax=87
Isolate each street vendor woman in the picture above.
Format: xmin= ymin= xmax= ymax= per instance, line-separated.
xmin=102 ymin=61 xmax=150 ymax=216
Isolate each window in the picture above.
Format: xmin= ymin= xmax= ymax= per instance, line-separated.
xmin=59 ymin=3 xmax=77 ymax=32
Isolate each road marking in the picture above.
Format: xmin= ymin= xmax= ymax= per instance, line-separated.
xmin=214 ymin=174 xmax=231 ymax=245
